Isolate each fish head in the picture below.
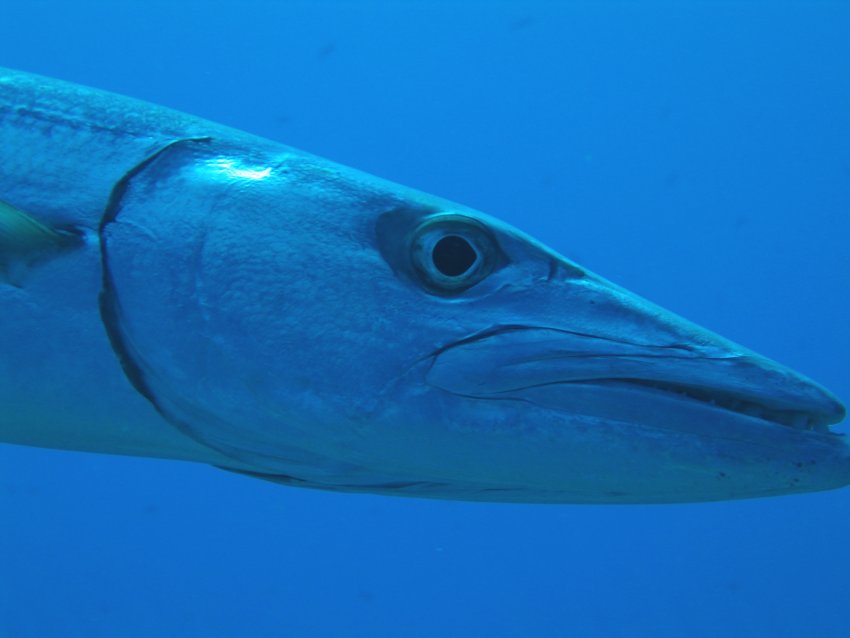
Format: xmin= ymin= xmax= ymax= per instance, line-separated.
xmin=370 ymin=204 xmax=849 ymax=501
xmin=103 ymin=140 xmax=850 ymax=502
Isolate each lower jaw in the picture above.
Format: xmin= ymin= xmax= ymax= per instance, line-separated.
xmin=499 ymin=381 xmax=836 ymax=442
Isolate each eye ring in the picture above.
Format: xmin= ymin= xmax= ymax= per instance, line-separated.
xmin=409 ymin=214 xmax=497 ymax=294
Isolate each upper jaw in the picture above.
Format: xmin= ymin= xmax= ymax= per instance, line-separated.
xmin=426 ymin=324 xmax=846 ymax=434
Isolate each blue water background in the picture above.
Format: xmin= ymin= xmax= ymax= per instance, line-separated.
xmin=1 ymin=1 xmax=848 ymax=636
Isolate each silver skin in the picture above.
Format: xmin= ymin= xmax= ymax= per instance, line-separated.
xmin=0 ymin=67 xmax=847 ymax=503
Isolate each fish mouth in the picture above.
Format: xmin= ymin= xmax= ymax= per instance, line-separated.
xmin=426 ymin=325 xmax=846 ymax=436
xmin=574 ymin=378 xmax=842 ymax=433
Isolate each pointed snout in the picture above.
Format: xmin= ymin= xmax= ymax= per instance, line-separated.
xmin=408 ymin=258 xmax=850 ymax=502
xmin=432 ymin=273 xmax=846 ymax=434
xmin=428 ymin=324 xmax=844 ymax=429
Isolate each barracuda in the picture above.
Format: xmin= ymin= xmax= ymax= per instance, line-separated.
xmin=0 ymin=67 xmax=847 ymax=503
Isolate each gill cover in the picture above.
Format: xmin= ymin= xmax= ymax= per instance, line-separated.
xmin=100 ymin=139 xmax=374 ymax=480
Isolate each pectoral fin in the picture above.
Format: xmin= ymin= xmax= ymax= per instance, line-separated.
xmin=0 ymin=199 xmax=82 ymax=286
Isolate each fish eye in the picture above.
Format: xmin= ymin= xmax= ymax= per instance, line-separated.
xmin=410 ymin=215 xmax=497 ymax=294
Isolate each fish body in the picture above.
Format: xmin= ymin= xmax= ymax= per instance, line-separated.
xmin=1 ymin=67 xmax=847 ymax=502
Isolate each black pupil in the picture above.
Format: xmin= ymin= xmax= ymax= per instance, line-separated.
xmin=432 ymin=235 xmax=477 ymax=277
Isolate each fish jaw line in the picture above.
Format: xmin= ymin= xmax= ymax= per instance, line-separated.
xmin=426 ymin=325 xmax=846 ymax=438
xmin=368 ymin=372 xmax=850 ymax=503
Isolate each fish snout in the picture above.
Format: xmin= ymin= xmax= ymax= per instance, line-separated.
xmin=427 ymin=325 xmax=845 ymax=435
